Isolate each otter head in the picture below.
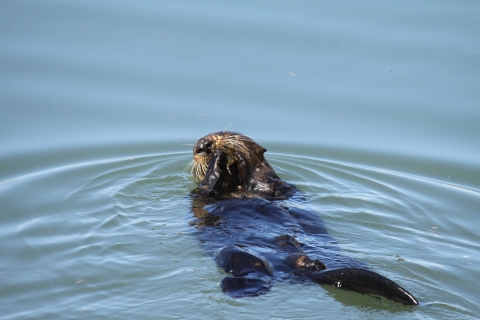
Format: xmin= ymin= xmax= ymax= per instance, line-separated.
xmin=189 ymin=131 xmax=294 ymax=199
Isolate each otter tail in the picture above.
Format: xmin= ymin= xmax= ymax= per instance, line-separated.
xmin=311 ymin=267 xmax=418 ymax=305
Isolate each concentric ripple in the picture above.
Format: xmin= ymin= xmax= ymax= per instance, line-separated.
xmin=1 ymin=143 xmax=479 ymax=319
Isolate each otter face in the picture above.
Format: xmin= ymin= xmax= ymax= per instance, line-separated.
xmin=190 ymin=132 xmax=256 ymax=181
xmin=191 ymin=136 xmax=215 ymax=181
xmin=189 ymin=132 xmax=295 ymax=199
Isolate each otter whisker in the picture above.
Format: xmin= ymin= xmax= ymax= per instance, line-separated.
xmin=184 ymin=160 xmax=195 ymax=174
xmin=223 ymin=123 xmax=232 ymax=132
xmin=192 ymin=159 xmax=208 ymax=181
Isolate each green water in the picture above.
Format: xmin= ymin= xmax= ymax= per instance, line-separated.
xmin=1 ymin=1 xmax=479 ymax=319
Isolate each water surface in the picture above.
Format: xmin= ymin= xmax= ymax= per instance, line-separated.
xmin=1 ymin=1 xmax=479 ymax=319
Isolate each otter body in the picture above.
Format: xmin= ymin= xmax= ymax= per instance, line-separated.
xmin=189 ymin=131 xmax=418 ymax=305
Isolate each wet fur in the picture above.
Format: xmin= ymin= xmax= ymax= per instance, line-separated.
xmin=188 ymin=131 xmax=418 ymax=305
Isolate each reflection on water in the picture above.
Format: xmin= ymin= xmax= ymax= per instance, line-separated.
xmin=1 ymin=142 xmax=479 ymax=319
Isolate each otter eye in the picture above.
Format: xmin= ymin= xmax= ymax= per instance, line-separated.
xmin=196 ymin=140 xmax=213 ymax=155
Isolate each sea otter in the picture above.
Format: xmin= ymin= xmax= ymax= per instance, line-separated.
xmin=188 ymin=131 xmax=418 ymax=305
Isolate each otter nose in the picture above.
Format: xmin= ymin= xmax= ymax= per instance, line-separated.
xmin=195 ymin=139 xmax=213 ymax=154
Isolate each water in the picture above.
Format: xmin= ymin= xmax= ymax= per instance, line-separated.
xmin=1 ymin=1 xmax=479 ymax=319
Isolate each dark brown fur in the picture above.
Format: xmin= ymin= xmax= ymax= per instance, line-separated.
xmin=189 ymin=131 xmax=418 ymax=305
xmin=189 ymin=131 xmax=294 ymax=199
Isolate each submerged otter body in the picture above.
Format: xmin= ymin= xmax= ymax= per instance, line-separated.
xmin=188 ymin=131 xmax=418 ymax=305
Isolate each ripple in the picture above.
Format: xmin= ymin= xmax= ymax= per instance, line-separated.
xmin=1 ymin=143 xmax=479 ymax=319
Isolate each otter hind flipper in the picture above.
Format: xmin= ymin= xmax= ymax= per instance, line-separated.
xmin=221 ymin=276 xmax=271 ymax=297
xmin=311 ymin=267 xmax=418 ymax=306
xmin=215 ymin=245 xmax=274 ymax=297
